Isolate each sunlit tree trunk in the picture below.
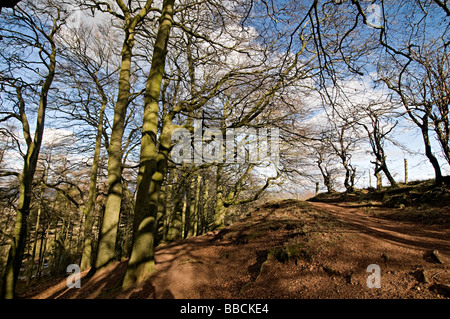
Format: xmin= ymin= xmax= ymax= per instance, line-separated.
xmin=213 ymin=165 xmax=226 ymax=229
xmin=0 ymin=35 xmax=57 ymax=300
xmin=420 ymin=116 xmax=443 ymax=186
xmin=95 ymin=35 xmax=132 ymax=271
xmin=166 ymin=171 xmax=183 ymax=241
xmin=122 ymin=0 xmax=175 ymax=289
xmin=37 ymin=226 xmax=48 ymax=278
xmin=25 ymin=202 xmax=41 ymax=285
xmin=94 ymin=0 xmax=153 ymax=269
xmin=80 ymin=85 xmax=107 ymax=272
xmin=192 ymin=174 xmax=202 ymax=236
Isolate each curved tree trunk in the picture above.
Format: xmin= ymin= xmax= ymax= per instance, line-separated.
xmin=421 ymin=123 xmax=443 ymax=186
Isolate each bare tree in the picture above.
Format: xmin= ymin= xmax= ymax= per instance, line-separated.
xmin=123 ymin=0 xmax=322 ymax=288
xmin=344 ymin=0 xmax=449 ymax=183
xmin=0 ymin=0 xmax=66 ymax=298
xmin=325 ymin=119 xmax=360 ymax=192
xmin=357 ymin=102 xmax=399 ymax=188
xmin=78 ymin=0 xmax=156 ymax=273
xmin=55 ymin=18 xmax=121 ymax=271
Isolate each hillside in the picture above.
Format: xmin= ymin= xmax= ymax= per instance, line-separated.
xmin=308 ymin=179 xmax=450 ymax=224
xmin=18 ymin=186 xmax=450 ymax=299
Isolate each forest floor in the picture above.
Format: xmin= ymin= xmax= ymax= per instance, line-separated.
xmin=18 ymin=183 xmax=450 ymax=299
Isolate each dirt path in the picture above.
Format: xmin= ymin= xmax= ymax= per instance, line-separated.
xmin=23 ymin=200 xmax=450 ymax=299
xmin=308 ymin=202 xmax=450 ymax=257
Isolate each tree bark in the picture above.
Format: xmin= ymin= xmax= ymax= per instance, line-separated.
xmin=94 ymin=0 xmax=154 ymax=272
xmin=213 ymin=165 xmax=226 ymax=229
xmin=193 ymin=174 xmax=202 ymax=236
xmin=95 ymin=38 xmax=131 ymax=270
xmin=25 ymin=203 xmax=41 ymax=285
xmin=0 ymin=31 xmax=56 ymax=298
xmin=122 ymin=0 xmax=175 ymax=290
xmin=80 ymin=82 xmax=107 ymax=272
xmin=404 ymin=158 xmax=408 ymax=184
xmin=421 ymin=122 xmax=443 ymax=186
xmin=380 ymin=157 xmax=397 ymax=188
xmin=36 ymin=227 xmax=46 ymax=278
xmin=317 ymin=159 xmax=333 ymax=193
xmin=166 ymin=171 xmax=183 ymax=241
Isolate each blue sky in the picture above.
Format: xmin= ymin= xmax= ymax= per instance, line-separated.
xmin=2 ymin=0 xmax=449 ymax=195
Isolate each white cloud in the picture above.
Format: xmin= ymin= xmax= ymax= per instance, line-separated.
xmin=42 ymin=127 xmax=76 ymax=147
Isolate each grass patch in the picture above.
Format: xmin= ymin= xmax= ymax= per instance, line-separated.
xmin=264 ymin=203 xmax=347 ymax=265
xmin=375 ymin=206 xmax=450 ymax=225
xmin=268 ymin=244 xmax=306 ymax=263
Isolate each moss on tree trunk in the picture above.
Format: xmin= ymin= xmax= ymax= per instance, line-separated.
xmin=122 ymin=0 xmax=175 ymax=290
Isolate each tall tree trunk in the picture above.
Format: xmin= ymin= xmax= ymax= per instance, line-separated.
xmin=50 ymin=220 xmax=59 ymax=276
xmin=404 ymin=158 xmax=408 ymax=184
xmin=213 ymin=165 xmax=226 ymax=229
xmin=37 ymin=226 xmax=48 ymax=278
xmin=162 ymin=170 xmax=173 ymax=242
xmin=342 ymin=161 xmax=356 ymax=193
xmin=202 ymin=176 xmax=212 ymax=234
xmin=95 ymin=0 xmax=154 ymax=272
xmin=155 ymin=187 xmax=166 ymax=246
xmin=95 ymin=26 xmax=136 ymax=272
xmin=187 ymin=181 xmax=194 ymax=238
xmin=182 ymin=190 xmax=188 ymax=238
xmin=430 ymin=108 xmax=450 ymax=166
xmin=192 ymin=174 xmax=202 ymax=237
xmin=0 ymin=40 xmax=56 ymax=299
xmin=25 ymin=203 xmax=41 ymax=285
xmin=166 ymin=171 xmax=183 ymax=241
xmin=393 ymin=80 xmax=444 ymax=186
xmin=52 ymin=219 xmax=66 ymax=277
xmin=36 ymin=228 xmax=45 ymax=278
xmin=80 ymin=92 xmax=106 ymax=272
xmin=344 ymin=168 xmax=352 ymax=192
xmin=186 ymin=174 xmax=201 ymax=238
xmin=122 ymin=0 xmax=175 ymax=290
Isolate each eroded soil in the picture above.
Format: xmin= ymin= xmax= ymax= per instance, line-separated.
xmin=20 ymin=199 xmax=450 ymax=299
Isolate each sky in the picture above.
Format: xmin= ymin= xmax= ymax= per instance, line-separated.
xmin=301 ymin=74 xmax=450 ymax=193
xmin=1 ymin=0 xmax=449 ymax=196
